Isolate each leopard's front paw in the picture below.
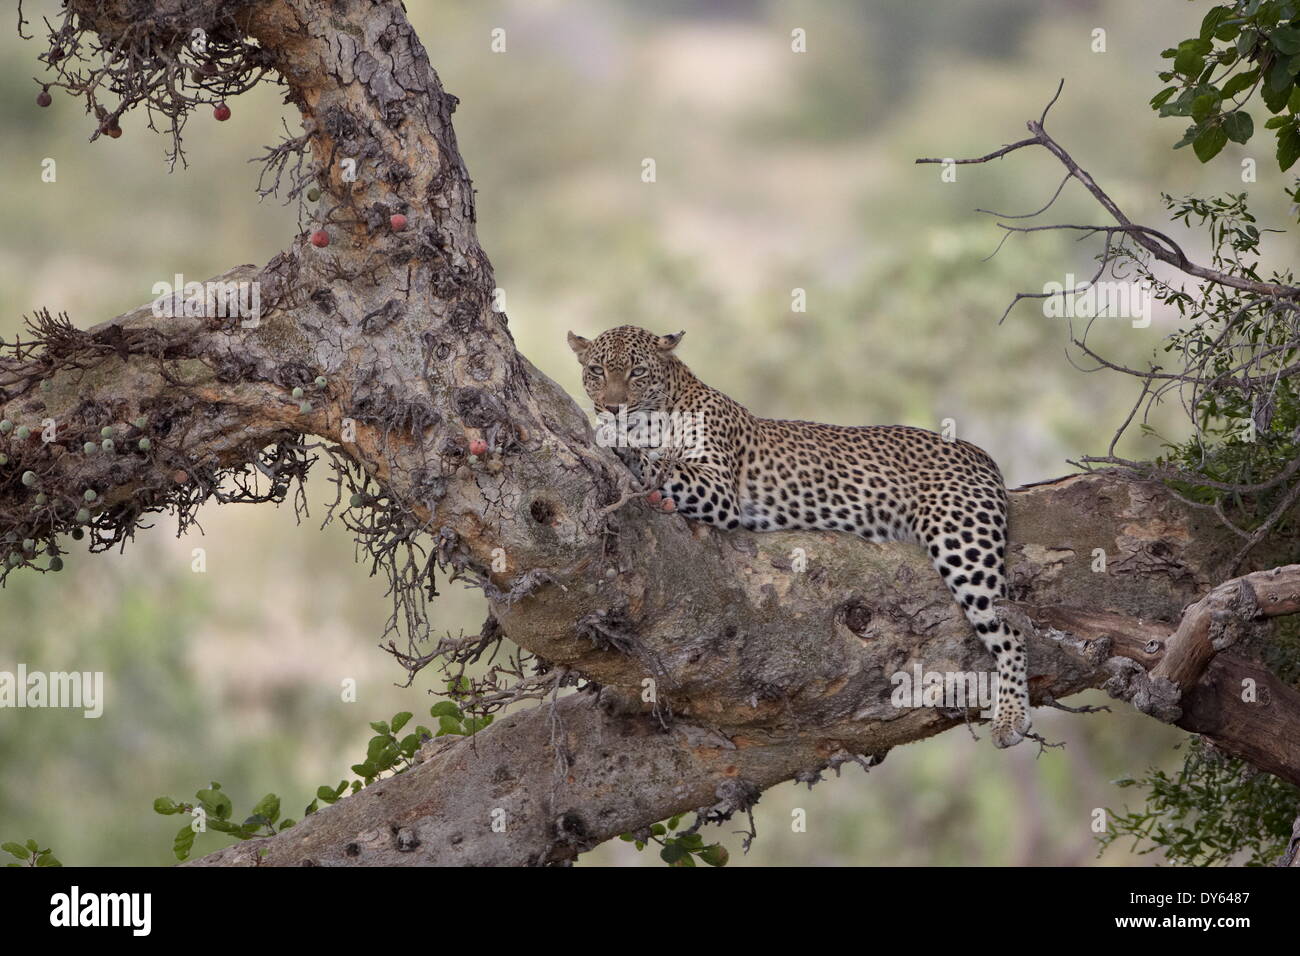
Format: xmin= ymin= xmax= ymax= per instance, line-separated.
xmin=991 ymin=708 xmax=1032 ymax=749
xmin=646 ymin=490 xmax=676 ymax=513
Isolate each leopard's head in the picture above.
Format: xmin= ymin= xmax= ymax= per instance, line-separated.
xmin=567 ymin=325 xmax=685 ymax=413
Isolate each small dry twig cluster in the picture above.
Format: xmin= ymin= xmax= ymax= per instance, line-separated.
xmin=21 ymin=0 xmax=278 ymax=168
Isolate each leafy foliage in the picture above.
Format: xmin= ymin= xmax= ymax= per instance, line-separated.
xmin=2 ymin=838 xmax=60 ymax=867
xmin=153 ymin=781 xmax=296 ymax=862
xmin=619 ymin=814 xmax=729 ymax=867
xmin=1153 ymin=1 xmax=1300 ymax=176
xmin=1117 ymin=190 xmax=1300 ymax=533
xmin=1101 ymin=739 xmax=1299 ymax=865
xmin=154 ymin=702 xmax=481 ymax=861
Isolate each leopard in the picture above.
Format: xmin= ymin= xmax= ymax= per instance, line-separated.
xmin=567 ymin=324 xmax=1030 ymax=748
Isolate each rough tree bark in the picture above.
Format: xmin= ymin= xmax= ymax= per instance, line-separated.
xmin=5 ymin=1 xmax=1300 ymax=866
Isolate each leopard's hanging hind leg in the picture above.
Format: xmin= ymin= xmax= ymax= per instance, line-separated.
xmin=917 ymin=490 xmax=1030 ymax=747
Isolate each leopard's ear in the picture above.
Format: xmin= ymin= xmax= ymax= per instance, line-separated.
xmin=656 ymin=330 xmax=685 ymax=352
xmin=567 ymin=331 xmax=591 ymax=360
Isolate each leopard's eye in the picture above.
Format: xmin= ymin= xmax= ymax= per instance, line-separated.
xmin=629 ymin=366 xmax=647 ymax=378
xmin=587 ymin=364 xmax=604 ymax=376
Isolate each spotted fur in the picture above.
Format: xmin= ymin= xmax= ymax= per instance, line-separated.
xmin=568 ymin=325 xmax=1030 ymax=747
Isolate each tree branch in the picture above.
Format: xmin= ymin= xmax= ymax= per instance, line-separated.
xmin=177 ymin=473 xmax=1300 ymax=865
xmin=916 ymin=79 xmax=1300 ymax=302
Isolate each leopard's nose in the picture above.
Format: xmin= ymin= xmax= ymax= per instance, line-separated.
xmin=603 ymin=403 xmax=623 ymax=413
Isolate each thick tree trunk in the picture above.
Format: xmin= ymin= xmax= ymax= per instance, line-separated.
xmin=6 ymin=0 xmax=1300 ymax=866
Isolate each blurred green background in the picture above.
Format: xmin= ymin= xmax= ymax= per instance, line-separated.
xmin=2 ymin=0 xmax=1295 ymax=866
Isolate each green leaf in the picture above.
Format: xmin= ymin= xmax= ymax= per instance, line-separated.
xmin=1271 ymin=25 xmax=1300 ymax=56
xmin=659 ymin=843 xmax=687 ymax=864
xmin=1278 ymin=125 xmax=1300 ymax=170
xmin=391 ymin=711 xmax=412 ymax=733
xmin=676 ymin=833 xmax=705 ymax=851
xmin=1199 ymin=6 xmax=1231 ymax=42
xmin=1266 ymin=56 xmax=1296 ymax=95
xmin=35 ymin=854 xmax=62 ymax=868
xmin=436 ymin=715 xmax=465 ymax=736
xmin=1223 ymin=110 xmax=1254 ymax=143
xmin=1238 ymin=25 xmax=1260 ymax=55
xmin=1266 ymin=114 xmax=1293 ymax=128
xmin=1194 ymin=123 xmax=1229 ymax=161
xmin=2 ymin=842 xmax=29 ymax=860
xmin=196 ymin=788 xmax=233 ymax=821
xmin=1175 ymin=49 xmax=1207 ymax=78
xmin=429 ymin=701 xmax=461 ymax=719
xmin=1150 ymin=86 xmax=1178 ymax=109
xmin=369 ymin=721 xmax=390 ymax=735
xmin=366 ymin=735 xmax=398 ymax=763
xmin=1263 ymin=78 xmax=1292 ymax=112
xmin=251 ymin=793 xmax=281 ymax=826
xmin=1215 ymin=22 xmax=1241 ymax=43
xmin=1221 ymin=68 xmax=1260 ymax=98
xmin=698 ymin=844 xmax=730 ymax=867
xmin=153 ymin=797 xmax=181 ymax=815
xmin=173 ymin=825 xmax=196 ymax=861
xmin=1191 ymin=91 xmax=1222 ymax=122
